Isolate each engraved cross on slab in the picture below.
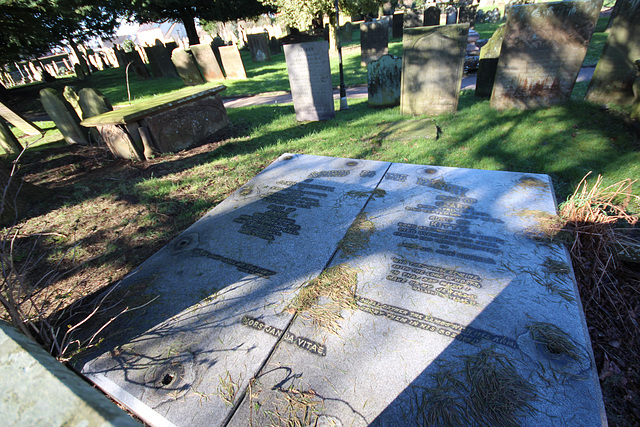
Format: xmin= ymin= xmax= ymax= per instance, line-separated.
xmin=75 ymin=154 xmax=606 ymax=426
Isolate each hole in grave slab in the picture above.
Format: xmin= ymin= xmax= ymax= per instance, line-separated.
xmin=160 ymin=373 xmax=175 ymax=386
xmin=424 ymin=168 xmax=438 ymax=174
xmin=282 ymin=155 xmax=294 ymax=160
xmin=177 ymin=239 xmax=190 ymax=248
xmin=346 ymin=161 xmax=358 ymax=166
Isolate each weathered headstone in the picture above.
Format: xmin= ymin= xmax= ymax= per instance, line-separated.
xmin=39 ymin=88 xmax=89 ymax=145
xmin=78 ymin=88 xmax=113 ymax=119
xmin=269 ymin=36 xmax=282 ymax=55
xmin=446 ymin=5 xmax=458 ymax=24
xmin=459 ymin=4 xmax=477 ymax=24
xmin=124 ymin=51 xmax=151 ymax=80
xmin=340 ymin=23 xmax=353 ymax=43
xmin=401 ymin=24 xmax=469 ymax=116
xmin=247 ymin=33 xmax=271 ymax=62
xmin=0 ymin=101 xmax=42 ymax=136
xmin=73 ymin=63 xmax=86 ymax=80
xmin=114 ymin=47 xmax=127 ymax=68
xmin=475 ymin=24 xmax=505 ymax=98
xmin=586 ymin=0 xmax=640 ymax=105
xmin=63 ymin=86 xmax=83 ymax=119
xmin=211 ymin=38 xmax=225 ymax=67
xmin=284 ymin=41 xmax=335 ymax=121
xmin=392 ymin=12 xmax=404 ymax=38
xmin=150 ymin=40 xmax=179 ymax=79
xmin=190 ymin=43 xmax=225 ymax=82
xmin=144 ymin=45 xmax=164 ymax=78
xmin=423 ymin=6 xmax=440 ymax=26
xmin=171 ymin=48 xmax=205 ymax=86
xmin=360 ymin=21 xmax=389 ymax=67
xmin=367 ymin=54 xmax=402 ymax=107
xmin=491 ymin=1 xmax=602 ymax=110
xmin=403 ymin=9 xmax=423 ymax=28
xmin=0 ymin=119 xmax=23 ymax=154
xmin=218 ymin=45 xmax=247 ymax=79
xmin=73 ymin=154 xmax=606 ymax=426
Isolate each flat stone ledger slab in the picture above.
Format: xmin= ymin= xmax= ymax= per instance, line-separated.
xmin=190 ymin=44 xmax=225 ymax=82
xmin=586 ymin=0 xmax=640 ymax=105
xmin=284 ymin=41 xmax=335 ymax=122
xmin=367 ymin=54 xmax=402 ymax=107
xmin=401 ymin=24 xmax=469 ymax=116
xmin=229 ymin=163 xmax=606 ymax=427
xmin=218 ymin=45 xmax=247 ymax=79
xmin=490 ymin=0 xmax=602 ymax=110
xmin=360 ymin=21 xmax=389 ymax=67
xmin=74 ymin=154 xmax=392 ymax=426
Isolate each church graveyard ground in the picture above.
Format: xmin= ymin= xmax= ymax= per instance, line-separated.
xmin=73 ymin=154 xmax=606 ymax=426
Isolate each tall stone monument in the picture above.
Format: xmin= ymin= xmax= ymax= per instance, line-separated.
xmin=585 ymin=0 xmax=640 ymax=105
xmin=190 ymin=44 xmax=225 ymax=82
xmin=360 ymin=21 xmax=389 ymax=67
xmin=73 ymin=154 xmax=606 ymax=427
xmin=491 ymin=0 xmax=602 ymax=110
xmin=367 ymin=54 xmax=402 ymax=107
xmin=401 ymin=24 xmax=469 ymax=116
xmin=284 ymin=41 xmax=335 ymax=121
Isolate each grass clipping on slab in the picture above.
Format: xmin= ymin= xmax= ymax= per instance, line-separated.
xmin=288 ymin=264 xmax=358 ymax=335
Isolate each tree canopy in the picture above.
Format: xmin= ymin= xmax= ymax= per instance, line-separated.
xmin=259 ymin=0 xmax=385 ymax=30
xmin=125 ymin=0 xmax=274 ymax=46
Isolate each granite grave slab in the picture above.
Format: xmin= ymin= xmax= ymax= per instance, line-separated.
xmin=190 ymin=43 xmax=225 ymax=82
xmin=401 ymin=24 xmax=469 ymax=116
xmin=585 ymin=0 xmax=640 ymax=105
xmin=218 ymin=45 xmax=247 ymax=79
xmin=360 ymin=21 xmax=389 ymax=67
xmin=367 ymin=54 xmax=402 ymax=107
xmin=284 ymin=41 xmax=335 ymax=121
xmin=74 ymin=154 xmax=392 ymax=426
xmin=491 ymin=0 xmax=602 ymax=110
xmin=229 ymin=162 xmax=606 ymax=427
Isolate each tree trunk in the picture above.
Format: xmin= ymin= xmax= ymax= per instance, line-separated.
xmin=181 ymin=14 xmax=201 ymax=46
xmin=68 ymin=39 xmax=90 ymax=75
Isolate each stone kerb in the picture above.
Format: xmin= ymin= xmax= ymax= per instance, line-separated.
xmin=490 ymin=0 xmax=602 ymax=110
xmin=39 ymin=88 xmax=89 ymax=145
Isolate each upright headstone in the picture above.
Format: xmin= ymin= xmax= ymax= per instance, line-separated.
xmin=63 ymin=86 xmax=83 ymax=119
xmin=446 ymin=5 xmax=458 ymax=24
xmin=269 ymin=37 xmax=282 ymax=55
xmin=144 ymin=45 xmax=164 ymax=78
xmin=39 ymin=88 xmax=89 ymax=145
xmin=78 ymin=88 xmax=113 ymax=119
xmin=247 ymin=33 xmax=271 ymax=62
xmin=73 ymin=63 xmax=86 ymax=80
xmin=392 ymin=12 xmax=404 ymax=38
xmin=150 ymin=40 xmax=179 ymax=78
xmin=401 ymin=24 xmax=469 ymax=116
xmin=190 ymin=44 xmax=225 ymax=82
xmin=124 ymin=51 xmax=150 ymax=80
xmin=360 ymin=21 xmax=389 ymax=67
xmin=459 ymin=4 xmax=477 ymax=24
xmin=368 ymin=54 xmax=402 ymax=107
xmin=284 ymin=41 xmax=335 ymax=121
xmin=211 ymin=37 xmax=226 ymax=67
xmin=341 ymin=22 xmax=353 ymax=43
xmin=491 ymin=1 xmax=602 ymax=110
xmin=218 ymin=45 xmax=247 ymax=79
xmin=476 ymin=24 xmax=506 ymax=98
xmin=0 ymin=119 xmax=23 ymax=154
xmin=0 ymin=101 xmax=42 ymax=136
xmin=113 ymin=47 xmax=126 ymax=68
xmin=403 ymin=9 xmax=423 ymax=28
xmin=423 ymin=6 xmax=441 ymax=26
xmin=171 ymin=48 xmax=205 ymax=86
xmin=586 ymin=0 xmax=640 ymax=105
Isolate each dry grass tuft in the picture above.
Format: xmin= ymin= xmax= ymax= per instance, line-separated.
xmin=527 ymin=322 xmax=581 ymax=361
xmin=337 ymin=212 xmax=376 ymax=257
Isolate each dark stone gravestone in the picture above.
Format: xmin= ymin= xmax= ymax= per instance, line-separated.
xmin=73 ymin=154 xmax=606 ymax=426
xmin=269 ymin=37 xmax=281 ymax=55
xmin=403 ymin=9 xmax=423 ymax=28
xmin=210 ymin=37 xmax=225 ymax=67
xmin=113 ymin=47 xmax=126 ymax=68
xmin=491 ymin=1 xmax=602 ymax=110
xmin=143 ymin=45 xmax=163 ymax=78
xmin=247 ymin=33 xmax=271 ymax=62
xmin=190 ymin=44 xmax=225 ymax=82
xmin=39 ymin=88 xmax=89 ymax=145
xmin=284 ymin=41 xmax=335 ymax=122
xmin=392 ymin=12 xmax=404 ymax=38
xmin=446 ymin=5 xmax=458 ymax=24
xmin=401 ymin=24 xmax=469 ymax=116
xmin=476 ymin=24 xmax=505 ymax=98
xmin=73 ymin=63 xmax=86 ymax=80
xmin=367 ymin=54 xmax=402 ymax=108
xmin=165 ymin=41 xmax=178 ymax=53
xmin=423 ymin=6 xmax=440 ymax=26
xmin=151 ymin=40 xmax=179 ymax=79
xmin=459 ymin=4 xmax=477 ymax=24
xmin=124 ymin=51 xmax=151 ymax=80
xmin=340 ymin=23 xmax=353 ymax=43
xmin=586 ymin=0 xmax=640 ymax=105
xmin=78 ymin=88 xmax=113 ymax=119
xmin=360 ymin=21 xmax=389 ymax=67
xmin=0 ymin=101 xmax=42 ymax=136
xmin=218 ymin=45 xmax=247 ymax=79
xmin=0 ymin=119 xmax=23 ymax=154
xmin=171 ymin=48 xmax=205 ymax=86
